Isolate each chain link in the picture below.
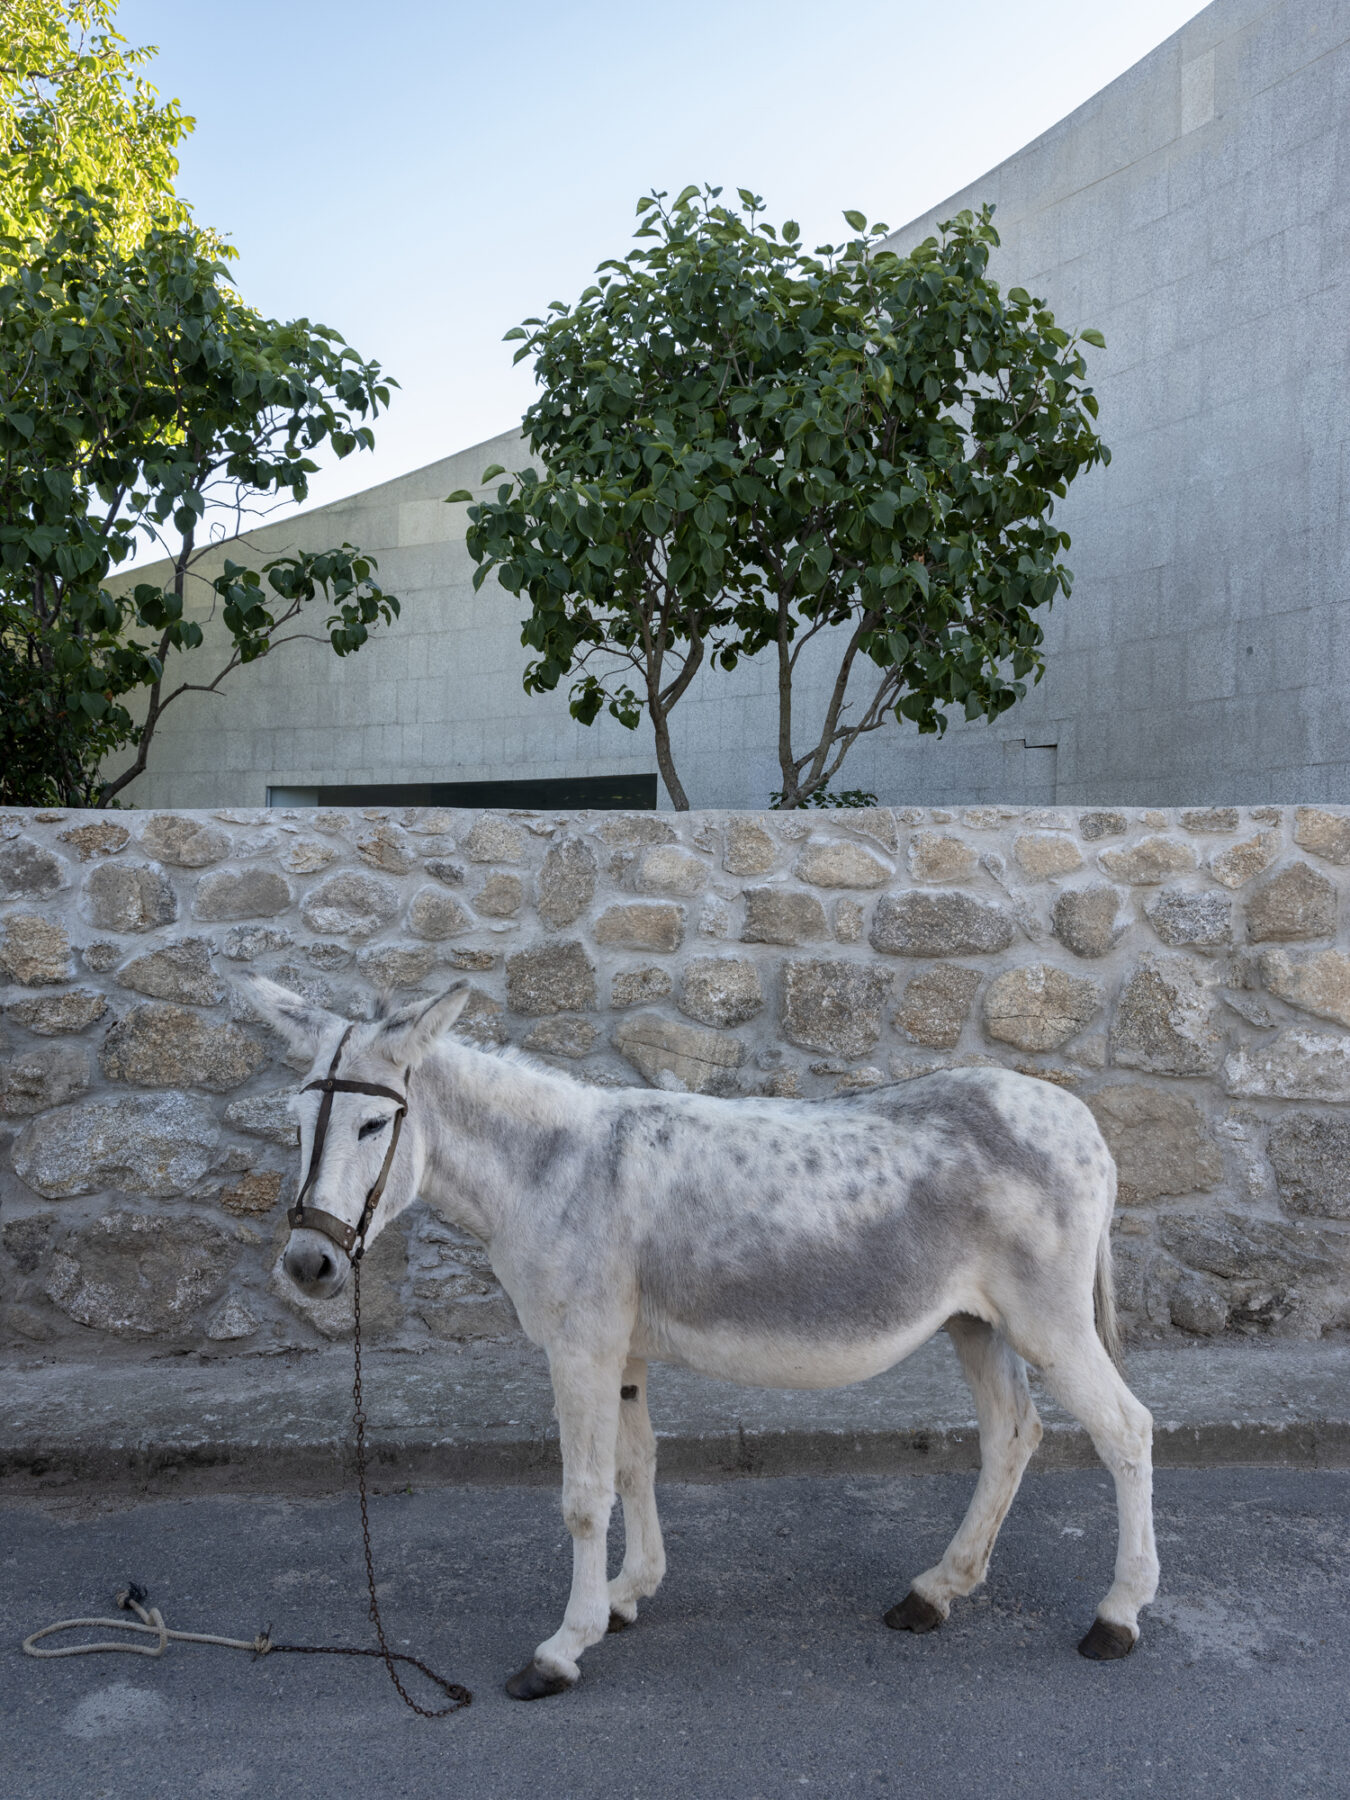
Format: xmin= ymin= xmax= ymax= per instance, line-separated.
xmin=269 ymin=1258 xmax=472 ymax=1716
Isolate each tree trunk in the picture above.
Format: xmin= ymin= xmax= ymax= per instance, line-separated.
xmin=650 ymin=705 xmax=690 ymax=810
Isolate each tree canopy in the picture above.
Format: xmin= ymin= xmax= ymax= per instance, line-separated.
xmin=1 ymin=0 xmax=194 ymax=249
xmin=0 ymin=2 xmax=398 ymax=806
xmin=454 ymin=186 xmax=1109 ymax=808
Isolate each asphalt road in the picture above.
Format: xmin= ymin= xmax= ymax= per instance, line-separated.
xmin=3 ymin=1467 xmax=1346 ymax=1800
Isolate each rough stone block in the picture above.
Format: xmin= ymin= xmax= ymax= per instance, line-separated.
xmin=193 ymin=867 xmax=293 ymax=922
xmin=723 ymin=819 xmax=777 ymax=876
xmin=1079 ymin=812 xmax=1126 ymax=840
xmin=301 ymin=872 xmax=401 ymax=938
xmin=1160 ymin=1209 xmax=1340 ymax=1285
xmin=1266 ymin=1112 xmax=1350 ymax=1219
xmin=44 ymin=1211 xmax=235 ymax=1335
xmin=0 ymin=1043 xmax=89 ymax=1117
xmin=138 ymin=815 xmax=229 ymax=867
xmin=218 ymin=1170 xmax=284 ymax=1216
xmin=418 ymin=1292 xmax=520 ymax=1340
xmin=59 ymin=822 xmax=130 ymax=861
xmin=1013 ymin=833 xmax=1084 ymax=879
xmin=1087 ymin=1084 xmax=1223 ymax=1203
xmin=613 ymin=1011 xmax=744 ymax=1093
xmin=1052 ymin=885 xmax=1125 ymax=959
xmin=1145 ymin=888 xmax=1233 ymax=948
xmin=1224 ymin=1028 xmax=1350 ymax=1101
xmin=1245 ymin=863 xmax=1337 ymax=942
xmin=833 ymin=899 xmax=864 ymax=943
xmin=870 ymin=892 xmax=1015 ymax=957
xmin=636 ymin=846 xmax=707 ymax=896
xmin=1260 ymin=948 xmax=1350 ymax=1028
xmin=907 ymin=833 xmax=978 ymax=883
xmin=82 ymin=863 xmax=177 ymax=933
xmin=473 ymin=872 xmax=524 ymax=917
xmin=0 ymin=913 xmax=73 ymax=985
xmin=284 ymin=840 xmax=339 ymax=874
xmin=1098 ymin=835 xmax=1197 ymax=884
xmin=11 ymin=1091 xmax=218 ymax=1195
xmin=223 ymin=1094 xmax=298 ymax=1145
xmin=222 ymin=926 xmax=292 ymax=961
xmin=538 ymin=839 xmax=596 ymax=927
xmin=1293 ymin=808 xmax=1350 ymax=866
xmin=678 ymin=956 xmax=765 ymax=1028
xmin=0 ymin=838 xmax=69 ymax=900
xmin=1180 ymin=809 xmax=1240 ymax=833
xmin=598 ymin=816 xmax=673 ymax=847
xmin=1169 ymin=1271 xmax=1230 ymax=1336
xmin=611 ymin=966 xmax=673 ymax=1008
xmin=462 ymin=816 xmax=525 ymax=862
xmin=356 ymin=943 xmax=438 ymax=988
xmin=354 ymin=823 xmax=417 ymax=874
xmin=407 ymin=885 xmax=472 ymax=939
xmin=1111 ymin=956 xmax=1223 ymax=1075
xmin=115 ymin=937 xmax=225 ymax=1005
xmin=5 ymin=989 xmax=107 ymax=1035
xmin=100 ymin=1003 xmax=267 ymax=1091
xmin=740 ymin=888 xmax=826 ymax=946
xmin=982 ymin=964 xmax=1102 ymax=1051
xmin=423 ymin=859 xmax=465 ymax=886
xmin=522 ymin=1016 xmax=598 ymax=1058
xmin=205 ymin=1297 xmax=260 ymax=1340
xmin=506 ymin=941 xmax=596 ymax=1014
xmin=895 ymin=965 xmax=981 ymax=1049
xmin=594 ymin=903 xmax=684 ymax=953
xmin=781 ymin=958 xmax=892 ymax=1058
xmin=795 ymin=841 xmax=892 ymax=888
xmin=1209 ymin=831 xmax=1279 ymax=889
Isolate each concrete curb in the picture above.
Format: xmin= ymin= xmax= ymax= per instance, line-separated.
xmin=4 ymin=1338 xmax=1348 ymax=1497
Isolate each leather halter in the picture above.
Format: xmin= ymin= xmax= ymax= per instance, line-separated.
xmin=287 ymin=1024 xmax=408 ymax=1264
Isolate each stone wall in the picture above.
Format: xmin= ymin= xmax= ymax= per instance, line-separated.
xmin=3 ymin=803 xmax=1349 ymax=1360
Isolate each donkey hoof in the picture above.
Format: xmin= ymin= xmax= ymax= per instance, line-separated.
xmin=505 ymin=1659 xmax=575 ymax=1700
xmin=884 ymin=1591 xmax=945 ymax=1634
xmin=607 ymin=1608 xmax=635 ymax=1634
xmin=1077 ymin=1618 xmax=1136 ymax=1661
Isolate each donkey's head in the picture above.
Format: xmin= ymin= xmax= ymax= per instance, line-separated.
xmin=244 ymin=975 xmax=471 ymax=1298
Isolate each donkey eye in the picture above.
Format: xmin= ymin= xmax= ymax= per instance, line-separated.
xmin=358 ymin=1117 xmax=388 ymax=1140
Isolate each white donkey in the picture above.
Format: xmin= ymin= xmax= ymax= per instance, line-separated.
xmin=248 ymin=975 xmax=1158 ymax=1700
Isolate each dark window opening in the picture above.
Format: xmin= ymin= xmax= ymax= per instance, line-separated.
xmin=267 ymin=774 xmax=658 ymax=811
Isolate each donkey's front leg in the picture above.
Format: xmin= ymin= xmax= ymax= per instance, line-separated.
xmin=506 ymin=1348 xmax=623 ymax=1700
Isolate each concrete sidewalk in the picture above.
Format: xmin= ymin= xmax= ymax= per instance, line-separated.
xmin=4 ymin=1337 xmax=1348 ymax=1495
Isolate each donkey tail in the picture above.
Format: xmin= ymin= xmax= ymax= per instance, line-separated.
xmin=1094 ymin=1223 xmax=1124 ymax=1372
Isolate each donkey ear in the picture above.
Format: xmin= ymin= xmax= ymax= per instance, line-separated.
xmin=238 ymin=974 xmax=338 ymax=1060
xmin=372 ymin=982 xmax=471 ymax=1068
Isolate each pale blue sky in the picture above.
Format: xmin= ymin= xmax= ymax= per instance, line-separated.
xmin=118 ymin=0 xmax=1210 ymax=520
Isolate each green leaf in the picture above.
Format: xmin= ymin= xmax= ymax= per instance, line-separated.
xmin=1079 ymin=327 xmax=1106 ymax=348
xmin=843 ymin=209 xmax=867 ymax=233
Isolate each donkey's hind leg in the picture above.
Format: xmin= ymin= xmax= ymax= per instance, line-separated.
xmin=886 ymin=1315 xmax=1042 ymax=1633
xmin=606 ymin=1357 xmax=666 ymax=1631
xmin=1010 ymin=1314 xmax=1158 ymax=1659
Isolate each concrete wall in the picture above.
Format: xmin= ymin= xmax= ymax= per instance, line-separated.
xmin=874 ymin=0 xmax=1350 ymax=808
xmin=4 ymin=802 xmax=1349 ymax=1362
xmin=105 ymin=0 xmax=1350 ymax=813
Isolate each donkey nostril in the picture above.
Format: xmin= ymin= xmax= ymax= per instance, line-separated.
xmin=285 ymin=1243 xmax=334 ymax=1286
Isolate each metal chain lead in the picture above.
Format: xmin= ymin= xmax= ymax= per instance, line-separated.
xmin=345 ymin=1257 xmax=472 ymax=1717
xmin=268 ymin=1260 xmax=471 ymax=1712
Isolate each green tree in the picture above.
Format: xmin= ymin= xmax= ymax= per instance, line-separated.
xmin=453 ymin=187 xmax=1108 ymax=809
xmin=1 ymin=0 xmax=194 ymax=248
xmin=0 ymin=196 xmax=398 ymax=807
xmin=0 ymin=3 xmax=398 ymax=806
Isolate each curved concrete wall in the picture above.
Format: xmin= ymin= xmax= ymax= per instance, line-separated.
xmin=108 ymin=0 xmax=1349 ymax=811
